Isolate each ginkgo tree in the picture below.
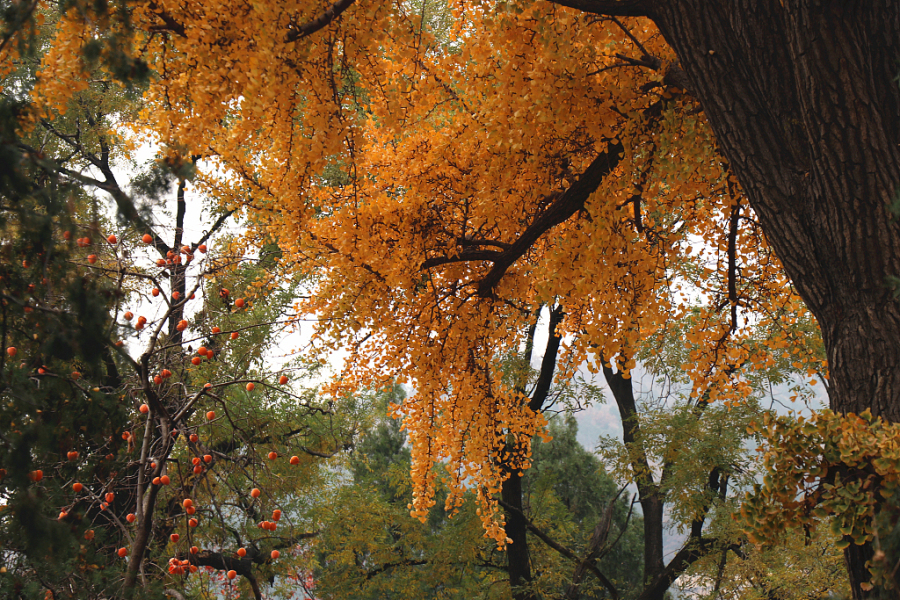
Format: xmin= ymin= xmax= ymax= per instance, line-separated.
xmin=116 ymin=0 xmax=795 ymax=538
xmin=47 ymin=0 xmax=815 ymax=568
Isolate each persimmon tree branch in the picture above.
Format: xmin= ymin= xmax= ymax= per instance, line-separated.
xmin=182 ymin=529 xmax=320 ymax=600
xmin=124 ymin=471 xmax=165 ymax=591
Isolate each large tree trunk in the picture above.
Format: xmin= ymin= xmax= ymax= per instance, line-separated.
xmin=550 ymin=1 xmax=900 ymax=596
xmin=646 ymin=5 xmax=900 ymax=598
xmin=648 ymin=0 xmax=900 ymax=422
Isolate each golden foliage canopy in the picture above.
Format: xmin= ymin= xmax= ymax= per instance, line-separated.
xmin=28 ymin=0 xmax=825 ymax=542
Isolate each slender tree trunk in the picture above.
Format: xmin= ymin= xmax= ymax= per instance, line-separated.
xmin=603 ymin=366 xmax=664 ymax=588
xmin=501 ymin=306 xmax=565 ymax=600
xmin=603 ymin=366 xmax=670 ymax=600
xmin=502 ymin=471 xmax=537 ymax=600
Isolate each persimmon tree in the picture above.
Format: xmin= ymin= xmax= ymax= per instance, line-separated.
xmin=0 ymin=25 xmax=362 ymax=598
xmin=0 ymin=164 xmax=354 ymax=599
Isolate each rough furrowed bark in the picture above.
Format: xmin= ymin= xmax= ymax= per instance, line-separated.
xmin=553 ymin=1 xmax=900 ymax=597
xmin=645 ymin=5 xmax=900 ymax=596
xmin=644 ymin=0 xmax=900 ymax=425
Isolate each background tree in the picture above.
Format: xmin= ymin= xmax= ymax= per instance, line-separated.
xmin=520 ymin=414 xmax=645 ymax=600
xmin=314 ymin=385 xmax=507 ymax=600
xmin=313 ymin=387 xmax=645 ymax=600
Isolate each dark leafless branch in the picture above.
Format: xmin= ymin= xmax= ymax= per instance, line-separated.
xmin=565 ymin=486 xmax=627 ymax=599
xmin=476 ymin=143 xmax=623 ymax=297
xmin=547 ymin=0 xmax=652 ymax=18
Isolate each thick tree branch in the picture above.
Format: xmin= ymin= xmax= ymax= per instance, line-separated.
xmin=602 ymin=361 xmax=668 ymax=583
xmin=422 ymin=143 xmax=623 ymax=290
xmin=421 ymin=249 xmax=500 ymax=269
xmin=195 ymin=209 xmax=236 ymax=249
xmin=146 ymin=0 xmax=187 ymax=36
xmin=635 ymin=469 xmax=725 ymax=600
xmin=547 ymin=0 xmax=653 ymax=17
xmin=458 ymin=237 xmax=512 ymax=251
xmin=476 ymin=143 xmax=623 ymax=297
xmin=186 ymin=530 xmax=319 ymax=595
xmin=286 ymin=0 xmax=357 ymax=42
xmin=37 ymin=144 xmax=170 ymax=254
xmin=522 ymin=305 xmax=543 ymax=368
xmin=529 ymin=306 xmax=565 ymax=412
xmin=478 ymin=145 xmax=623 ymax=296
xmin=636 ymin=540 xmax=711 ymax=600
xmin=190 ymin=550 xmax=255 ymax=576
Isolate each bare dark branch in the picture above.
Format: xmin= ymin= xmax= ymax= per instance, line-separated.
xmin=547 ymin=0 xmax=652 ymax=18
